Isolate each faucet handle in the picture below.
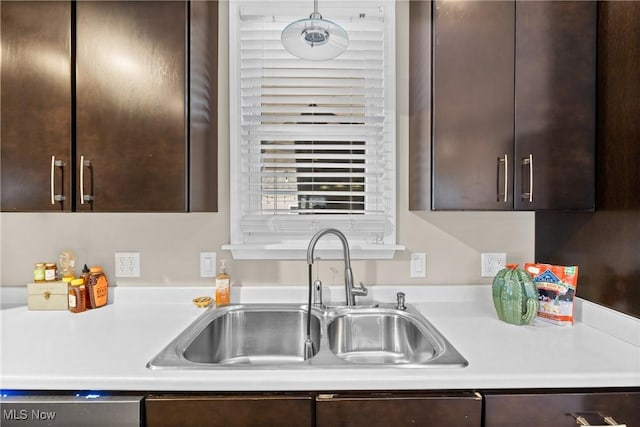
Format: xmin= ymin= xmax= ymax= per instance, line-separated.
xmin=352 ymin=282 xmax=368 ymax=296
xmin=396 ymin=292 xmax=406 ymax=310
xmin=313 ymin=279 xmax=324 ymax=306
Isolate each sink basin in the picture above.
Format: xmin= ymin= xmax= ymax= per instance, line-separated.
xmin=327 ymin=308 xmax=437 ymax=364
xmin=325 ymin=306 xmax=467 ymax=367
xmin=148 ymin=303 xmax=467 ymax=369
xmin=184 ymin=307 xmax=322 ymax=364
xmin=148 ymin=304 xmax=322 ymax=368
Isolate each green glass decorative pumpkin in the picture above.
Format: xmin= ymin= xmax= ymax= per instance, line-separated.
xmin=492 ymin=264 xmax=539 ymax=325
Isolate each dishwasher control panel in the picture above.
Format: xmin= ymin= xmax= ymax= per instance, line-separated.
xmin=1 ymin=392 xmax=143 ymax=427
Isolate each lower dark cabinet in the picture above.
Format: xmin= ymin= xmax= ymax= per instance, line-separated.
xmin=484 ymin=391 xmax=640 ymax=427
xmin=315 ymin=391 xmax=482 ymax=427
xmin=144 ymin=389 xmax=639 ymax=427
xmin=145 ymin=393 xmax=313 ymax=427
xmin=144 ymin=391 xmax=482 ymax=427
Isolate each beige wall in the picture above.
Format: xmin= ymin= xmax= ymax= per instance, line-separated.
xmin=0 ymin=1 xmax=534 ymax=288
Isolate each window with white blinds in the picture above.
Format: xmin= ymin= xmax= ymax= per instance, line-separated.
xmin=226 ymin=0 xmax=400 ymax=259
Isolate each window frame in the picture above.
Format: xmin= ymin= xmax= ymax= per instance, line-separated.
xmin=224 ymin=0 xmax=402 ymax=260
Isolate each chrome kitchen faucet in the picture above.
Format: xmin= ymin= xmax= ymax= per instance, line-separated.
xmin=303 ymin=228 xmax=368 ymax=359
xmin=306 ymin=228 xmax=367 ymax=306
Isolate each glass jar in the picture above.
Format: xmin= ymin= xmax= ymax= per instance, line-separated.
xmin=33 ymin=263 xmax=46 ymax=282
xmin=44 ymin=263 xmax=58 ymax=281
xmin=68 ymin=278 xmax=86 ymax=313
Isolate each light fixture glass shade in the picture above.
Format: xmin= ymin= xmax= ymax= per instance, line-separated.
xmin=281 ymin=13 xmax=349 ymax=61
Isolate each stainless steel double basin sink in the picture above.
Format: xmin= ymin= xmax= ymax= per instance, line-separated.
xmin=147 ymin=303 xmax=467 ymax=369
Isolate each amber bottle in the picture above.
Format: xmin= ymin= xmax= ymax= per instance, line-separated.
xmin=215 ymin=260 xmax=231 ymax=306
xmin=87 ymin=266 xmax=109 ymax=309
xmin=81 ymin=264 xmax=92 ymax=310
xmin=68 ymin=278 xmax=87 ymax=313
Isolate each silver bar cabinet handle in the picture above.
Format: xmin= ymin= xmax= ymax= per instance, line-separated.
xmin=503 ymin=154 xmax=509 ymax=203
xmin=603 ymin=416 xmax=626 ymax=426
xmin=575 ymin=415 xmax=590 ymax=425
xmin=521 ymin=154 xmax=533 ymax=203
xmin=572 ymin=413 xmax=626 ymax=426
xmin=50 ymin=155 xmax=65 ymax=204
xmin=498 ymin=154 xmax=508 ymax=202
xmin=79 ymin=155 xmax=94 ymax=204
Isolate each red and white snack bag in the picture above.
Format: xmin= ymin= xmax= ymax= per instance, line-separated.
xmin=524 ymin=263 xmax=579 ymax=325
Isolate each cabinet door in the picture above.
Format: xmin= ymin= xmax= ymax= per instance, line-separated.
xmin=75 ymin=1 xmax=187 ymax=212
xmin=315 ymin=391 xmax=482 ymax=427
xmin=535 ymin=0 xmax=640 ymax=319
xmin=484 ymin=391 xmax=640 ymax=427
xmin=431 ymin=1 xmax=515 ymax=210
xmin=145 ymin=394 xmax=313 ymax=427
xmin=188 ymin=0 xmax=219 ymax=212
xmin=408 ymin=0 xmax=431 ymax=211
xmin=514 ymin=1 xmax=596 ymax=211
xmin=1 ymin=1 xmax=72 ymax=212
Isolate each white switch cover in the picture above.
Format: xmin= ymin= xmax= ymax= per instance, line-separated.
xmin=410 ymin=252 xmax=426 ymax=278
xmin=481 ymin=252 xmax=507 ymax=277
xmin=115 ymin=252 xmax=141 ymax=277
xmin=200 ymin=252 xmax=216 ymax=278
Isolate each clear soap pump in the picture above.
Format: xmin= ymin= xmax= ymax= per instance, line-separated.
xmin=215 ymin=259 xmax=231 ymax=306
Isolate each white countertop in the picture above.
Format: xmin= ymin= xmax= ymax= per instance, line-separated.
xmin=1 ymin=284 xmax=639 ymax=392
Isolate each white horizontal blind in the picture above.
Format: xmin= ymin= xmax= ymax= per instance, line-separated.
xmin=231 ymin=1 xmax=395 ymax=248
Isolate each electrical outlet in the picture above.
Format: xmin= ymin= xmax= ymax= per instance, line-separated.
xmin=200 ymin=252 xmax=216 ymax=278
xmin=410 ymin=252 xmax=426 ymax=278
xmin=115 ymin=252 xmax=140 ymax=277
xmin=481 ymin=252 xmax=506 ymax=277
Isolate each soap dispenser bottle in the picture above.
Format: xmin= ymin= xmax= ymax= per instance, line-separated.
xmin=215 ymin=260 xmax=231 ymax=306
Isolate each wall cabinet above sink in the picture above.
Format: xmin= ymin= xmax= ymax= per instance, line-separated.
xmin=0 ymin=1 xmax=218 ymax=212
xmin=409 ymin=1 xmax=596 ymax=211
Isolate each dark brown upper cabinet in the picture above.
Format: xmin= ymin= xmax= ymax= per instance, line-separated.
xmin=410 ymin=1 xmax=596 ymax=211
xmin=1 ymin=1 xmax=218 ymax=212
xmin=1 ymin=1 xmax=72 ymax=212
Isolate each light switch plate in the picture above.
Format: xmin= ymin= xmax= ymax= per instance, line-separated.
xmin=200 ymin=252 xmax=216 ymax=278
xmin=410 ymin=252 xmax=426 ymax=278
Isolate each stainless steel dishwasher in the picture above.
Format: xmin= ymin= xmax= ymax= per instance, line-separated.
xmin=0 ymin=391 xmax=143 ymax=426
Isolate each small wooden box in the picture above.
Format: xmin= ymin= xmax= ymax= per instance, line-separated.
xmin=27 ymin=282 xmax=68 ymax=310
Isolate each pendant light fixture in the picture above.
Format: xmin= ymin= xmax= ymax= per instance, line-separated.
xmin=281 ymin=0 xmax=349 ymax=61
